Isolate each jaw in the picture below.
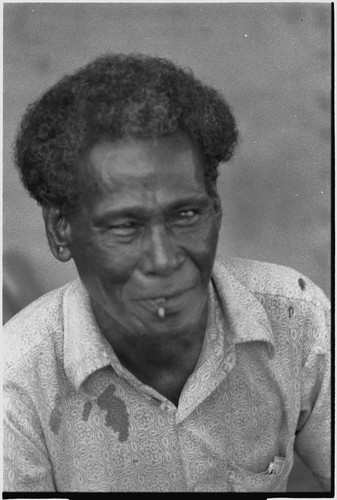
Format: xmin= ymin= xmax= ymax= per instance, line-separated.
xmin=90 ymin=281 xmax=209 ymax=344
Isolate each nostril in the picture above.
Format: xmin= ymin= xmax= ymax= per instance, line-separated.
xmin=143 ymin=247 xmax=184 ymax=276
xmin=143 ymin=226 xmax=184 ymax=275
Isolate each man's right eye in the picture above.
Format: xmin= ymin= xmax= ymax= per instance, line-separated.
xmin=108 ymin=222 xmax=139 ymax=236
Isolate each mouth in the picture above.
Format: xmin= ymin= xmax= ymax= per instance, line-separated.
xmin=133 ymin=285 xmax=197 ymax=317
xmin=135 ymin=284 xmax=196 ymax=302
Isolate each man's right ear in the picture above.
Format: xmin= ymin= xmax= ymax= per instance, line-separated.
xmin=42 ymin=206 xmax=72 ymax=262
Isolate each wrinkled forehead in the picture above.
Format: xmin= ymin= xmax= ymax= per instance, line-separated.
xmin=78 ymin=133 xmax=207 ymax=197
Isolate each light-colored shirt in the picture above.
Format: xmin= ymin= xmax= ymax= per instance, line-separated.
xmin=3 ymin=257 xmax=331 ymax=492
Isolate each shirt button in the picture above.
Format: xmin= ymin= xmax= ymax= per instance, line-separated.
xmin=160 ymin=402 xmax=173 ymax=411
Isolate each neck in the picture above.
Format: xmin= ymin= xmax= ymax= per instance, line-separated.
xmin=93 ymin=301 xmax=208 ymax=363
xmin=91 ymin=300 xmax=208 ymax=403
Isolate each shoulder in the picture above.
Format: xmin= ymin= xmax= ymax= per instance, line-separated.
xmin=214 ymin=256 xmax=329 ymax=307
xmin=214 ymin=257 xmax=330 ymax=355
xmin=4 ymin=281 xmax=77 ymax=373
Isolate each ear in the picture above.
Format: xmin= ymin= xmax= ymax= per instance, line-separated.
xmin=42 ymin=206 xmax=72 ymax=262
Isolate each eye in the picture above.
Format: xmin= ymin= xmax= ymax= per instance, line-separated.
xmin=172 ymin=209 xmax=200 ymax=226
xmin=108 ymin=221 xmax=140 ymax=236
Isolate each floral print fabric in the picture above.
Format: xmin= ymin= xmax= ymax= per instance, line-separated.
xmin=3 ymin=257 xmax=331 ymax=492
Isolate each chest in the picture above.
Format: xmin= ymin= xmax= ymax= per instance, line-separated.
xmin=44 ymin=373 xmax=294 ymax=492
xmin=142 ymin=368 xmax=189 ymax=406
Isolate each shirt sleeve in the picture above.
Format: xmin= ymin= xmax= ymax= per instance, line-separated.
xmin=294 ymin=294 xmax=331 ymax=486
xmin=3 ymin=376 xmax=56 ymax=491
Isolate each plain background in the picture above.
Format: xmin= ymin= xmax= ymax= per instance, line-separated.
xmin=3 ymin=2 xmax=331 ymax=492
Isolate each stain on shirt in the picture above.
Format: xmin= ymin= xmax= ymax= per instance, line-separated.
xmin=298 ymin=278 xmax=306 ymax=291
xmin=82 ymin=401 xmax=93 ymax=422
xmin=97 ymin=384 xmax=130 ymax=442
xmin=49 ymin=394 xmax=62 ymax=435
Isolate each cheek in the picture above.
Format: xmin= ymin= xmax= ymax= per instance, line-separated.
xmin=72 ymin=232 xmax=141 ymax=286
xmin=95 ymin=248 xmax=142 ymax=286
xmin=180 ymin=219 xmax=219 ymax=275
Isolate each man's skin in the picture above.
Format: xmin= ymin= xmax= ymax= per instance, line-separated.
xmin=43 ymin=132 xmax=221 ymax=406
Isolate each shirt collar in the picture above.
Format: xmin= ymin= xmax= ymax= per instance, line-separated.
xmin=63 ymin=280 xmax=116 ymax=391
xmin=211 ymin=259 xmax=275 ymax=351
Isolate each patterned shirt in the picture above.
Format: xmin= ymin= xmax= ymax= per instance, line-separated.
xmin=3 ymin=257 xmax=331 ymax=492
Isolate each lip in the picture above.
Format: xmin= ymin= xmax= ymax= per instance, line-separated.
xmin=133 ymin=285 xmax=196 ymax=302
xmin=132 ymin=284 xmax=197 ymax=316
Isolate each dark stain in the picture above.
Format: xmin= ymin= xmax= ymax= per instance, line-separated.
xmin=298 ymin=278 xmax=306 ymax=291
xmin=288 ymin=306 xmax=294 ymax=318
xmin=82 ymin=401 xmax=93 ymax=422
xmin=97 ymin=384 xmax=129 ymax=442
xmin=49 ymin=394 xmax=62 ymax=435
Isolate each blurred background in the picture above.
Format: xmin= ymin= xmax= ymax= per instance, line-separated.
xmin=3 ymin=3 xmax=331 ymax=492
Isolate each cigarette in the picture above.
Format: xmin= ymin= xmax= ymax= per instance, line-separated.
xmin=157 ymin=306 xmax=165 ymax=319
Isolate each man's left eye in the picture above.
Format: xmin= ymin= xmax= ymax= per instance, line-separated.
xmin=172 ymin=210 xmax=199 ymax=226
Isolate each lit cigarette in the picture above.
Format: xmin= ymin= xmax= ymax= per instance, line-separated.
xmin=157 ymin=306 xmax=165 ymax=319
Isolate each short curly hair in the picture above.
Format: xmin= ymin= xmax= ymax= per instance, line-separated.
xmin=15 ymin=53 xmax=238 ymax=214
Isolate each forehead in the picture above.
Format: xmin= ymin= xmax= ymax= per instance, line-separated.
xmin=80 ymin=134 xmax=207 ymax=207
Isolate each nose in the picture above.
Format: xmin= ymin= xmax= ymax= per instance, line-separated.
xmin=140 ymin=224 xmax=185 ymax=275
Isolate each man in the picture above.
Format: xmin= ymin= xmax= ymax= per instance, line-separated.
xmin=4 ymin=54 xmax=331 ymax=492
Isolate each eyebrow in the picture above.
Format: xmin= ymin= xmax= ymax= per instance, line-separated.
xmin=92 ymin=194 xmax=210 ymax=224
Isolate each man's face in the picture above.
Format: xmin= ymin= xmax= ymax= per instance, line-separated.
xmin=67 ymin=133 xmax=221 ymax=338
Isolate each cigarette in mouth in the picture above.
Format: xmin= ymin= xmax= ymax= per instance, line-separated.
xmin=155 ymin=299 xmax=166 ymax=319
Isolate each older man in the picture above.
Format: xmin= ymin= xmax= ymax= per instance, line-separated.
xmin=4 ymin=54 xmax=330 ymax=492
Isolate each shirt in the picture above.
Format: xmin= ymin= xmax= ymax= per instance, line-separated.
xmin=3 ymin=257 xmax=331 ymax=492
